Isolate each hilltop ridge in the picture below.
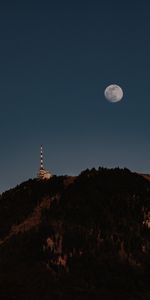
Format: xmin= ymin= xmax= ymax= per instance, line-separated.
xmin=0 ymin=167 xmax=150 ymax=300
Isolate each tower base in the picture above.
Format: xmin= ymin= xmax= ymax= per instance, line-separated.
xmin=37 ymin=168 xmax=53 ymax=180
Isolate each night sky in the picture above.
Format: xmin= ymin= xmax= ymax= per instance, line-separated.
xmin=0 ymin=0 xmax=150 ymax=192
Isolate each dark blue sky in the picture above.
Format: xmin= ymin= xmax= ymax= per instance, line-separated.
xmin=0 ymin=0 xmax=150 ymax=191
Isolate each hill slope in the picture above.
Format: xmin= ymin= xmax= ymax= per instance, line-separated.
xmin=0 ymin=168 xmax=150 ymax=300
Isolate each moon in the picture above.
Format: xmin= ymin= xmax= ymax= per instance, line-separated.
xmin=104 ymin=84 xmax=123 ymax=103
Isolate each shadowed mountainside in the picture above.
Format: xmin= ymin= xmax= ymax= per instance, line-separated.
xmin=0 ymin=168 xmax=150 ymax=300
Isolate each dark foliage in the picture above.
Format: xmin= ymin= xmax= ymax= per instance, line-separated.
xmin=0 ymin=168 xmax=150 ymax=300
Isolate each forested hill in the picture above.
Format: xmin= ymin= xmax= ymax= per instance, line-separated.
xmin=0 ymin=168 xmax=150 ymax=300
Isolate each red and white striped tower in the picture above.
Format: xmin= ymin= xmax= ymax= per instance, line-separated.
xmin=37 ymin=145 xmax=53 ymax=180
xmin=40 ymin=145 xmax=44 ymax=170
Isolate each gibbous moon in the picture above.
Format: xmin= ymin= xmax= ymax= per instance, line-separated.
xmin=104 ymin=84 xmax=123 ymax=103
